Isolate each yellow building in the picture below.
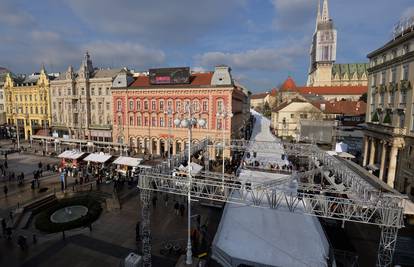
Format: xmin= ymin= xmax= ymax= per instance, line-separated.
xmin=4 ymin=67 xmax=52 ymax=140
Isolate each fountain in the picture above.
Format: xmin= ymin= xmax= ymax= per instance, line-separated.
xmin=50 ymin=205 xmax=88 ymax=223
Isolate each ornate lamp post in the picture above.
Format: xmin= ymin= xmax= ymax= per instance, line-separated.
xmin=173 ymin=105 xmax=206 ymax=265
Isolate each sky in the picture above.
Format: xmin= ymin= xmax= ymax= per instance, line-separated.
xmin=0 ymin=0 xmax=413 ymax=92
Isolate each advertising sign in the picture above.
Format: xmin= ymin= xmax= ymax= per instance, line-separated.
xmin=149 ymin=67 xmax=190 ymax=85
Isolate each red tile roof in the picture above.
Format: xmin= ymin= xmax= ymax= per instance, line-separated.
xmin=312 ymin=100 xmax=367 ymax=116
xmin=280 ymin=76 xmax=297 ymax=91
xmin=298 ymin=85 xmax=367 ymax=95
xmin=251 ymin=92 xmax=269 ymax=99
xmin=130 ymin=72 xmax=214 ymax=88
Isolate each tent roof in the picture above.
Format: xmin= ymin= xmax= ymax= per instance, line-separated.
xmin=177 ymin=162 xmax=203 ymax=175
xmin=113 ymin=156 xmax=143 ymax=167
xmin=83 ymin=153 xmax=112 ymax=163
xmin=58 ymin=150 xmax=86 ymax=160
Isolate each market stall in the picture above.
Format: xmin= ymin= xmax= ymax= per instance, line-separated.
xmin=83 ymin=152 xmax=114 ymax=181
xmin=58 ymin=150 xmax=87 ymax=169
xmin=112 ymin=156 xmax=143 ymax=181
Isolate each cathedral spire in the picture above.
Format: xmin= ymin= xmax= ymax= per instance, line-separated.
xmin=315 ymin=0 xmax=321 ymax=29
xmin=321 ymin=0 xmax=329 ymax=21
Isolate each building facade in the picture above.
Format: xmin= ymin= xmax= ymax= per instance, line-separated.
xmin=271 ymin=98 xmax=323 ymax=139
xmin=111 ymin=66 xmax=251 ymax=157
xmin=307 ymin=0 xmax=368 ymax=87
xmin=4 ymin=67 xmax=52 ymax=140
xmin=50 ymin=52 xmax=122 ymax=142
xmin=363 ymin=25 xmax=414 ymax=199
xmin=0 ymin=67 xmax=9 ymax=125
xmin=250 ymin=89 xmax=277 ymax=109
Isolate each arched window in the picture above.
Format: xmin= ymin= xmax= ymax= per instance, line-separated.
xmin=129 ymin=99 xmax=134 ymax=111
xmin=117 ymin=100 xmax=122 ymax=112
xmin=136 ymin=100 xmax=141 ymax=111
xmin=217 ymin=99 xmax=223 ymax=113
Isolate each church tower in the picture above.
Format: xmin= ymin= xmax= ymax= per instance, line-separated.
xmin=307 ymin=0 xmax=337 ymax=86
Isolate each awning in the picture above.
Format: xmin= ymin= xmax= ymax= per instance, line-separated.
xmin=58 ymin=150 xmax=86 ymax=160
xmin=83 ymin=153 xmax=112 ymax=163
xmin=113 ymin=156 xmax=143 ymax=167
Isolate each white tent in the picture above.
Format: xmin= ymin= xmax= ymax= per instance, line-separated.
xmin=335 ymin=142 xmax=348 ymax=153
xmin=58 ymin=150 xmax=86 ymax=160
xmin=177 ymin=162 xmax=203 ymax=176
xmin=113 ymin=156 xmax=143 ymax=167
xmin=83 ymin=153 xmax=112 ymax=163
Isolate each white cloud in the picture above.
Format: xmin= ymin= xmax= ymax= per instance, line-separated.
xmin=194 ymin=44 xmax=307 ymax=72
xmin=0 ymin=1 xmax=34 ymax=26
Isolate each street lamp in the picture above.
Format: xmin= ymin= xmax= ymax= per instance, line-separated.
xmin=164 ymin=108 xmax=173 ymax=169
xmin=173 ymin=105 xmax=206 ymax=265
xmin=216 ymin=110 xmax=233 ymax=191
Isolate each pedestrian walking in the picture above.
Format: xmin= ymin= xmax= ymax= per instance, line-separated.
xmin=9 ymin=210 xmax=13 ymax=221
xmin=4 ymin=160 xmax=7 ymax=169
xmin=1 ymin=218 xmax=6 ymax=235
xmin=174 ymin=202 xmax=179 ymax=215
xmin=164 ymin=193 xmax=169 ymax=207
xmin=179 ymin=203 xmax=185 ymax=217
xmin=152 ymin=195 xmax=157 ymax=209
xmin=3 ymin=185 xmax=8 ymax=197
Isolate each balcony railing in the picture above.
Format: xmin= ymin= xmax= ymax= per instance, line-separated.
xmin=400 ymin=80 xmax=412 ymax=91
xmin=366 ymin=122 xmax=407 ymax=136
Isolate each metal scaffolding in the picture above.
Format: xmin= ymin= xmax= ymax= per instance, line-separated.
xmin=138 ymin=139 xmax=404 ymax=267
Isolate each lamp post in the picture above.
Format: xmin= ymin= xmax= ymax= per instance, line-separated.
xmin=216 ymin=110 xmax=233 ymax=191
xmin=13 ymin=112 xmax=20 ymax=150
xmin=164 ymin=108 xmax=173 ymax=169
xmin=173 ymin=105 xmax=206 ymax=265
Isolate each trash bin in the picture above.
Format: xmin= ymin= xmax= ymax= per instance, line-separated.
xmin=124 ymin=253 xmax=142 ymax=267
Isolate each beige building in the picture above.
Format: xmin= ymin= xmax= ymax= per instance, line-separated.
xmin=250 ymin=89 xmax=277 ymax=109
xmin=4 ymin=67 xmax=52 ymax=140
xmin=307 ymin=0 xmax=368 ymax=87
xmin=50 ymin=52 xmax=122 ymax=142
xmin=0 ymin=67 xmax=9 ymax=125
xmin=363 ymin=24 xmax=414 ymax=199
xmin=271 ymin=98 xmax=323 ymax=139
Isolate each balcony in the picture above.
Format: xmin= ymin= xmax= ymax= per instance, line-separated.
xmin=366 ymin=122 xmax=407 ymax=136
xmin=89 ymin=124 xmax=112 ymax=130
xmin=379 ymin=84 xmax=387 ymax=93
xmin=388 ymin=82 xmax=398 ymax=92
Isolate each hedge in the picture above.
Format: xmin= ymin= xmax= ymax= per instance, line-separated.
xmin=35 ymin=196 xmax=102 ymax=233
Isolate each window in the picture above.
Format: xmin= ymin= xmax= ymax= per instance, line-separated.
xmin=144 ymin=100 xmax=149 ymax=110
xmin=67 ymin=88 xmax=71 ymax=95
xmin=20 ymin=95 xmax=22 ymax=102
xmin=137 ymin=116 xmax=142 ymax=126
xmin=91 ymin=88 xmax=95 ymax=95
xmin=35 ymin=107 xmax=38 ymax=114
xmin=168 ymin=118 xmax=172 ymax=127
xmin=381 ymin=71 xmax=386 ymax=84
xmin=91 ymin=103 xmax=95 ymax=110
xmin=151 ymin=100 xmax=156 ymax=110
xmin=129 ymin=100 xmax=134 ymax=110
xmin=167 ymin=100 xmax=172 ymax=109
xmin=129 ymin=116 xmax=134 ymax=126
xmin=25 ymin=95 xmax=27 ymax=101
xmin=53 ymin=102 xmax=56 ymax=110
xmin=217 ymin=100 xmax=223 ymax=112
xmin=400 ymin=90 xmax=407 ymax=104
xmin=29 ymin=95 xmax=32 ymax=101
xmin=106 ymin=102 xmax=110 ymax=110
xmin=58 ymin=89 xmax=61 ymax=96
xmin=81 ymin=88 xmax=85 ymax=95
xmin=106 ymin=87 xmax=110 ymax=95
xmin=184 ymin=100 xmax=190 ymax=110
xmin=25 ymin=107 xmax=28 ymax=114
xmin=117 ymin=115 xmax=122 ymax=125
xmin=390 ymin=67 xmax=396 ymax=83
xmin=402 ymin=64 xmax=409 ymax=80
xmin=300 ymin=114 xmax=308 ymax=119
xmin=160 ymin=117 xmax=164 ymax=127
xmin=290 ymin=114 xmax=295 ymax=119
xmin=176 ymin=100 xmax=181 ymax=112
xmin=403 ymin=44 xmax=409 ymax=55
xmin=136 ymin=100 xmax=141 ymax=110
xmin=159 ymin=100 xmax=164 ymax=111
xmin=380 ymin=93 xmax=385 ymax=105
xmin=40 ymin=107 xmax=43 ymax=114
xmin=217 ymin=118 xmax=222 ymax=130
xmin=392 ymin=49 xmax=397 ymax=59
xmin=193 ymin=100 xmax=200 ymax=112
xmin=99 ymin=116 xmax=103 ymax=125
xmin=202 ymin=100 xmax=208 ymax=112
xmin=389 ymin=92 xmax=394 ymax=105
xmin=399 ymin=114 xmax=405 ymax=128
xmin=151 ymin=117 xmax=156 ymax=127
xmin=98 ymin=102 xmax=102 ymax=110
xmin=144 ymin=117 xmax=149 ymax=126
xmin=117 ymin=100 xmax=122 ymax=111
xmin=98 ymin=87 xmax=102 ymax=96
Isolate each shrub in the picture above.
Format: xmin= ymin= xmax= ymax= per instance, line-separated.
xmin=35 ymin=196 xmax=102 ymax=233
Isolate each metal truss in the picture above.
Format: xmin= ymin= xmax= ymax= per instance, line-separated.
xmin=140 ymin=177 xmax=152 ymax=267
xmin=139 ymin=138 xmax=404 ymax=267
xmin=138 ymin=172 xmax=403 ymax=228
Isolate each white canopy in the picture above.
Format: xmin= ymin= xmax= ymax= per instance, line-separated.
xmin=58 ymin=150 xmax=86 ymax=160
xmin=83 ymin=153 xmax=112 ymax=163
xmin=113 ymin=156 xmax=143 ymax=167
xmin=335 ymin=142 xmax=348 ymax=153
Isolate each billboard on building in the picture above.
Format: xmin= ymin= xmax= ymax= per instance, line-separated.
xmin=149 ymin=67 xmax=190 ymax=85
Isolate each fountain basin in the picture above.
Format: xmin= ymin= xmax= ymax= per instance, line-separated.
xmin=50 ymin=205 xmax=88 ymax=223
